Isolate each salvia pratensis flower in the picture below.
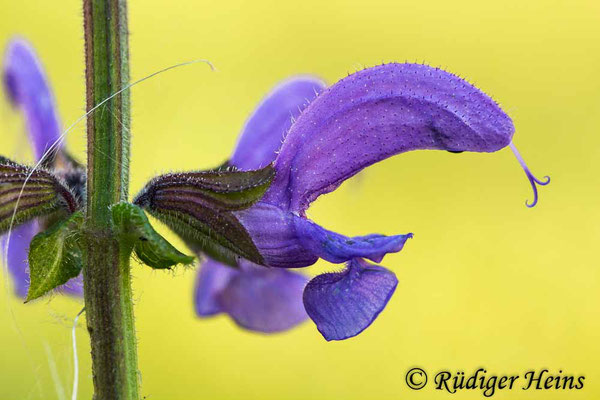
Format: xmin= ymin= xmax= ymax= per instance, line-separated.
xmin=2 ymin=37 xmax=549 ymax=340
xmin=2 ymin=38 xmax=85 ymax=297
xmin=134 ymin=63 xmax=549 ymax=340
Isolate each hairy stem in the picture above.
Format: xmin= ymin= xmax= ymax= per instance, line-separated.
xmin=82 ymin=0 xmax=139 ymax=398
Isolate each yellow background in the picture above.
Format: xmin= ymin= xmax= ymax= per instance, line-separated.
xmin=1 ymin=0 xmax=599 ymax=399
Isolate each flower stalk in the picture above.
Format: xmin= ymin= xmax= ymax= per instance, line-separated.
xmin=82 ymin=0 xmax=139 ymax=398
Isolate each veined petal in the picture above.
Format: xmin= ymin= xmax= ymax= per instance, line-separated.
xmin=194 ymin=258 xmax=238 ymax=316
xmin=231 ymin=77 xmax=325 ymax=170
xmin=303 ymin=258 xmax=398 ymax=341
xmin=218 ymin=262 xmax=309 ymax=333
xmin=3 ymin=38 xmax=62 ymax=160
xmin=294 ymin=217 xmax=412 ymax=264
xmin=264 ymin=63 xmax=514 ymax=212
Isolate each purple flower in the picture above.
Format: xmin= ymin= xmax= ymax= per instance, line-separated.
xmin=193 ymin=74 xmax=411 ymax=339
xmin=2 ymin=38 xmax=83 ymax=297
xmin=188 ymin=63 xmax=548 ymax=340
xmin=193 ymin=78 xmax=324 ymax=333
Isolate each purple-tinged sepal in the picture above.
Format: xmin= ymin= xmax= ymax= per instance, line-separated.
xmin=45 ymin=150 xmax=87 ymax=203
xmin=0 ymin=157 xmax=79 ymax=233
xmin=134 ymin=165 xmax=275 ymax=266
xmin=134 ymin=165 xmax=274 ymax=212
xmin=303 ymin=258 xmax=398 ymax=341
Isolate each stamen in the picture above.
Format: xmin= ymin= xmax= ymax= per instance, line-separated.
xmin=509 ymin=141 xmax=550 ymax=208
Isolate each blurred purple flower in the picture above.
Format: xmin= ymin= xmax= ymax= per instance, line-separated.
xmin=194 ymin=63 xmax=531 ymax=340
xmin=1 ymin=38 xmax=83 ymax=297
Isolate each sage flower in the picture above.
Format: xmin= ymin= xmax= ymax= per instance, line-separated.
xmin=2 ymin=38 xmax=548 ymax=340
xmin=136 ymin=63 xmax=548 ymax=340
xmin=2 ymin=38 xmax=84 ymax=297
xmin=192 ymin=78 xmax=324 ymax=333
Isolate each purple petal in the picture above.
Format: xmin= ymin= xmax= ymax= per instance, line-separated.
xmin=264 ymin=63 xmax=514 ymax=212
xmin=235 ymin=202 xmax=318 ymax=268
xmin=303 ymin=258 xmax=398 ymax=341
xmin=231 ymin=77 xmax=325 ymax=171
xmin=294 ymin=217 xmax=412 ymax=264
xmin=194 ymin=258 xmax=238 ymax=316
xmin=218 ymin=262 xmax=309 ymax=333
xmin=2 ymin=221 xmax=38 ymax=298
xmin=3 ymin=38 xmax=62 ymax=160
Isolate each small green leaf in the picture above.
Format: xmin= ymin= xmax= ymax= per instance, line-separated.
xmin=26 ymin=211 xmax=84 ymax=302
xmin=111 ymin=203 xmax=194 ymax=269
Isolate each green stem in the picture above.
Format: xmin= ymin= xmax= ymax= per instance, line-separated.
xmin=82 ymin=0 xmax=139 ymax=398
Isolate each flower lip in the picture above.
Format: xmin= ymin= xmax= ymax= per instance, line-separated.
xmin=303 ymin=258 xmax=398 ymax=341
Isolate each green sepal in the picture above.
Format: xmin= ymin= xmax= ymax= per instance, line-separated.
xmin=26 ymin=211 xmax=84 ymax=302
xmin=111 ymin=202 xmax=194 ymax=269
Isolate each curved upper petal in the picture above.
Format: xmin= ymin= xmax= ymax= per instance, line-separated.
xmin=218 ymin=262 xmax=309 ymax=333
xmin=264 ymin=63 xmax=514 ymax=212
xmin=230 ymin=77 xmax=325 ymax=171
xmin=3 ymin=38 xmax=62 ymax=160
xmin=303 ymin=258 xmax=398 ymax=341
